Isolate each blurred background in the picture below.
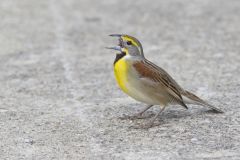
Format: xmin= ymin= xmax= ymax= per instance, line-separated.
xmin=0 ymin=0 xmax=239 ymax=159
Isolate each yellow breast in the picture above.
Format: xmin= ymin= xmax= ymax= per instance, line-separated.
xmin=114 ymin=58 xmax=129 ymax=94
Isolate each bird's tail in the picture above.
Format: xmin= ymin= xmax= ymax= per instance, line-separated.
xmin=182 ymin=90 xmax=224 ymax=113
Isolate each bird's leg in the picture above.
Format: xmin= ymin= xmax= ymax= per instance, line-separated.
xmin=137 ymin=104 xmax=154 ymax=116
xmin=120 ymin=105 xmax=154 ymax=120
xmin=140 ymin=105 xmax=166 ymax=129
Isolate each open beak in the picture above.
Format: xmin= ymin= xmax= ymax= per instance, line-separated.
xmin=107 ymin=34 xmax=124 ymax=52
xmin=106 ymin=46 xmax=122 ymax=51
xmin=109 ymin=34 xmax=123 ymax=47
xmin=109 ymin=34 xmax=122 ymax=37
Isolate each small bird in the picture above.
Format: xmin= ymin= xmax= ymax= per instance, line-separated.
xmin=107 ymin=34 xmax=223 ymax=128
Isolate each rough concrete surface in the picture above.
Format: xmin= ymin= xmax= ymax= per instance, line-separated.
xmin=0 ymin=0 xmax=240 ymax=159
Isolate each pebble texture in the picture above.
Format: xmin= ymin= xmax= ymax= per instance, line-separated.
xmin=0 ymin=0 xmax=239 ymax=159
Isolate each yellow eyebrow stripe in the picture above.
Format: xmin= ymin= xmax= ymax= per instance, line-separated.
xmin=122 ymin=36 xmax=138 ymax=47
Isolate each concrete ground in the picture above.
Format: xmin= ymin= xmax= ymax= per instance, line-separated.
xmin=0 ymin=0 xmax=240 ymax=159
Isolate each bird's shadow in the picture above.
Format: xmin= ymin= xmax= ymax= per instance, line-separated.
xmin=119 ymin=107 xmax=221 ymax=129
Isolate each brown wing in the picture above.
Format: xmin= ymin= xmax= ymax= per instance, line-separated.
xmin=133 ymin=60 xmax=188 ymax=109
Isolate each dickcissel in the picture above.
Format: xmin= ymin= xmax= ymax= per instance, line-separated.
xmin=108 ymin=34 xmax=223 ymax=128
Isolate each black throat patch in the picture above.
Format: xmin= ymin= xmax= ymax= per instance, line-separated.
xmin=113 ymin=52 xmax=126 ymax=65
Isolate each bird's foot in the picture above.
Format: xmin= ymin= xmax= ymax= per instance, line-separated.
xmin=132 ymin=121 xmax=161 ymax=129
xmin=119 ymin=113 xmax=154 ymax=120
xmin=119 ymin=113 xmax=145 ymax=120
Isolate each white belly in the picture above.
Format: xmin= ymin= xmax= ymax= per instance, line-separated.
xmin=124 ymin=70 xmax=166 ymax=105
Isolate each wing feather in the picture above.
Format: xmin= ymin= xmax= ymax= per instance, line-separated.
xmin=133 ymin=60 xmax=188 ymax=109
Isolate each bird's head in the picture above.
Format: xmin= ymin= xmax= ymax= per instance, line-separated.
xmin=107 ymin=34 xmax=144 ymax=58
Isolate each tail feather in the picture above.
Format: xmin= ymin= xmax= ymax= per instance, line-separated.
xmin=182 ymin=90 xmax=224 ymax=113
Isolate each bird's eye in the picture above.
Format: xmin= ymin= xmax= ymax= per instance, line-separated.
xmin=127 ymin=41 xmax=132 ymax=45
